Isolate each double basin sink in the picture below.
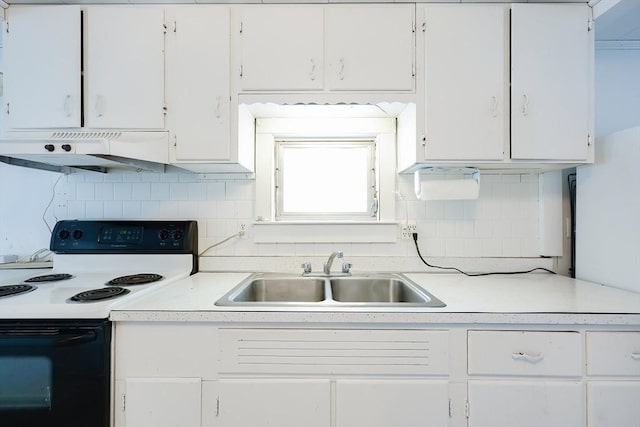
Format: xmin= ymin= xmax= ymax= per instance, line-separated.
xmin=215 ymin=273 xmax=446 ymax=308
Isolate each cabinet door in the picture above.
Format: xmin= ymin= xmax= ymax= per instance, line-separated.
xmin=422 ymin=5 xmax=507 ymax=161
xmin=166 ymin=6 xmax=230 ymax=162
xmin=325 ymin=5 xmax=414 ymax=91
xmin=511 ymin=4 xmax=591 ymax=161
xmin=85 ymin=6 xmax=165 ymax=129
xmin=588 ymin=382 xmax=640 ymax=427
xmin=335 ymin=380 xmax=449 ymax=427
xmin=117 ymin=378 xmax=202 ymax=427
xmin=468 ymin=381 xmax=585 ymax=427
xmin=4 ymin=6 xmax=81 ymax=128
xmin=218 ymin=379 xmax=330 ymax=427
xmin=235 ymin=6 xmax=323 ymax=91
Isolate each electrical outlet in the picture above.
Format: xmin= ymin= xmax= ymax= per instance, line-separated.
xmin=401 ymin=223 xmax=417 ymax=239
xmin=239 ymin=223 xmax=247 ymax=238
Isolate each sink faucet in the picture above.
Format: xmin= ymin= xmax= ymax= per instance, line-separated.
xmin=323 ymin=251 xmax=343 ymax=275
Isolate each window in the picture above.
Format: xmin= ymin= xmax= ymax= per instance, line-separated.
xmin=275 ymin=140 xmax=377 ymax=220
xmin=251 ymin=106 xmax=400 ymax=243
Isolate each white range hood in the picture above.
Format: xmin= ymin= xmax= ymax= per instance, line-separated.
xmin=0 ymin=130 xmax=171 ymax=173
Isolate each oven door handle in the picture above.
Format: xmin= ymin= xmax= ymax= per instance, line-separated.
xmin=54 ymin=331 xmax=97 ymax=347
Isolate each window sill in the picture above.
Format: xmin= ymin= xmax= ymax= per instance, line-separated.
xmin=252 ymin=221 xmax=398 ymax=243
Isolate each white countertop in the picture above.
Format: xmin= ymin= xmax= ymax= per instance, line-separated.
xmin=110 ymin=272 xmax=640 ymax=325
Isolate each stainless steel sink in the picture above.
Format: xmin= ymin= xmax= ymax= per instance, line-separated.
xmin=330 ymin=276 xmax=443 ymax=305
xmin=226 ymin=277 xmax=326 ymax=303
xmin=215 ymin=273 xmax=445 ymax=308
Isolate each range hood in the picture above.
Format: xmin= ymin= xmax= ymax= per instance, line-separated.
xmin=0 ymin=130 xmax=171 ymax=173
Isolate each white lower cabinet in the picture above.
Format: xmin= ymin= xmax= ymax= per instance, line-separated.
xmin=113 ymin=323 xmax=640 ymax=427
xmin=586 ymin=332 xmax=640 ymax=426
xmin=216 ymin=378 xmax=449 ymax=427
xmin=468 ymin=380 xmax=585 ymax=427
xmin=467 ymin=330 xmax=585 ymax=427
xmin=216 ymin=328 xmax=451 ymax=427
xmin=218 ymin=379 xmax=330 ymax=427
xmin=335 ymin=380 xmax=449 ymax=427
xmin=116 ymin=378 xmax=202 ymax=427
xmin=587 ymin=382 xmax=640 ymax=427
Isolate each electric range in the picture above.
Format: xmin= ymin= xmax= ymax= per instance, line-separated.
xmin=0 ymin=219 xmax=198 ymax=319
xmin=0 ymin=220 xmax=198 ymax=427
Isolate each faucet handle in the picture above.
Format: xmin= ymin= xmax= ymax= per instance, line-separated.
xmin=341 ymin=262 xmax=352 ymax=274
xmin=301 ymin=262 xmax=312 ymax=274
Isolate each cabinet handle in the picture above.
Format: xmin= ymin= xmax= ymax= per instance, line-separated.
xmin=512 ymin=352 xmax=544 ymax=363
xmin=215 ymin=96 xmax=222 ymax=119
xmin=310 ymin=58 xmax=316 ymax=81
xmin=522 ymin=94 xmax=529 ymax=116
xmin=95 ymin=95 xmax=105 ymax=118
xmin=338 ymin=57 xmax=345 ymax=81
xmin=64 ymin=95 xmax=72 ymax=118
xmin=491 ymin=96 xmax=498 ymax=118
xmin=631 ymin=353 xmax=640 ymax=361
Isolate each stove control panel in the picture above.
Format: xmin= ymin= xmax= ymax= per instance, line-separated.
xmin=50 ymin=220 xmax=198 ymax=255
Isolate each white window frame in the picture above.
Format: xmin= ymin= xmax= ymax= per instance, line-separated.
xmin=254 ymin=116 xmax=397 ymax=243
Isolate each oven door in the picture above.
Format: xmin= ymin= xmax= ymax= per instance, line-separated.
xmin=0 ymin=320 xmax=111 ymax=427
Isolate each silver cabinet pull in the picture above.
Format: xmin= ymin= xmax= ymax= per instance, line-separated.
xmin=215 ymin=96 xmax=222 ymax=119
xmin=64 ymin=95 xmax=72 ymax=118
xmin=95 ymin=95 xmax=105 ymax=118
xmin=512 ymin=352 xmax=544 ymax=363
xmin=631 ymin=353 xmax=640 ymax=361
xmin=522 ymin=94 xmax=529 ymax=116
xmin=491 ymin=96 xmax=498 ymax=118
xmin=310 ymin=58 xmax=316 ymax=81
xmin=338 ymin=57 xmax=345 ymax=81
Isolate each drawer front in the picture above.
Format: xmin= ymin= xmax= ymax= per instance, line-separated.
xmin=468 ymin=330 xmax=582 ymax=376
xmin=219 ymin=329 xmax=449 ymax=376
xmin=587 ymin=332 xmax=640 ymax=376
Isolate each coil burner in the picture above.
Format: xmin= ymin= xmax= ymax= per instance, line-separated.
xmin=106 ymin=273 xmax=164 ymax=286
xmin=69 ymin=287 xmax=131 ymax=303
xmin=0 ymin=284 xmax=37 ymax=299
xmin=24 ymin=273 xmax=73 ymax=283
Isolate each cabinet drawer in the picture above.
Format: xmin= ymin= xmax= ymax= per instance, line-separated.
xmin=219 ymin=329 xmax=449 ymax=376
xmin=468 ymin=331 xmax=582 ymax=376
xmin=587 ymin=332 xmax=640 ymax=376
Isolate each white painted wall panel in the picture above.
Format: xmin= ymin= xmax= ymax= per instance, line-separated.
xmin=576 ymin=126 xmax=640 ymax=292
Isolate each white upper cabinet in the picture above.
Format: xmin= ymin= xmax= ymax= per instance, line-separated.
xmin=234 ymin=6 xmax=324 ymax=91
xmin=4 ymin=5 xmax=165 ymax=130
xmin=325 ymin=5 xmax=415 ymax=91
xmin=4 ymin=6 xmax=81 ymax=128
xmin=234 ymin=5 xmax=414 ymax=93
xmin=511 ymin=3 xmax=592 ymax=161
xmin=421 ymin=5 xmax=507 ymax=161
xmin=398 ymin=2 xmax=593 ymax=171
xmin=84 ymin=6 xmax=165 ymax=129
xmin=166 ymin=6 xmax=231 ymax=162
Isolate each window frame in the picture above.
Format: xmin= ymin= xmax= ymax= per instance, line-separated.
xmin=253 ymin=115 xmax=397 ymax=243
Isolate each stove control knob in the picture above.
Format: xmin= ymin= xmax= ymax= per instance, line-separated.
xmin=58 ymin=229 xmax=70 ymax=240
xmin=44 ymin=144 xmax=55 ymax=152
xmin=61 ymin=144 xmax=72 ymax=152
xmin=159 ymin=229 xmax=170 ymax=241
xmin=72 ymin=229 xmax=83 ymax=240
xmin=173 ymin=230 xmax=184 ymax=241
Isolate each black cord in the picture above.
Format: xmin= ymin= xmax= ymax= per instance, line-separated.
xmin=412 ymin=233 xmax=556 ymax=277
xmin=567 ymin=173 xmax=577 ymax=278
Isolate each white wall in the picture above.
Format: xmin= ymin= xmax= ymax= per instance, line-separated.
xmin=594 ymin=48 xmax=640 ymax=137
xmin=0 ymin=163 xmax=63 ymax=256
xmin=0 ymin=169 xmax=542 ymax=261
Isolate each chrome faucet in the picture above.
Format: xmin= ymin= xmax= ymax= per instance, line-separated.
xmin=323 ymin=251 xmax=343 ymax=275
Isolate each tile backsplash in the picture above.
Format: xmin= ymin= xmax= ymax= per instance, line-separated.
xmin=51 ymin=170 xmax=541 ymax=259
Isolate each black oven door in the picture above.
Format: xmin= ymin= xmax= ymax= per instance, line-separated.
xmin=0 ymin=320 xmax=111 ymax=427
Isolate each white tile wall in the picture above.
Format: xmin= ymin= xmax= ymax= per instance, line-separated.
xmin=51 ymin=170 xmax=540 ymax=259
